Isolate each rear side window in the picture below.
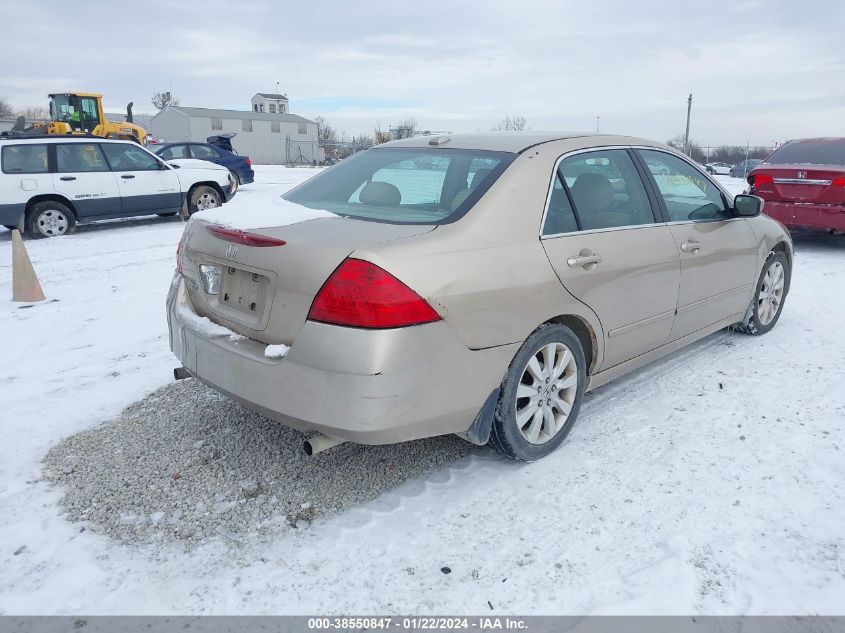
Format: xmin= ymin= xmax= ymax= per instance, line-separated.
xmin=56 ymin=143 xmax=109 ymax=172
xmin=766 ymin=140 xmax=845 ymax=165
xmin=284 ymin=148 xmax=515 ymax=224
xmin=639 ymin=150 xmax=729 ymax=222
xmin=542 ymin=171 xmax=579 ymax=235
xmin=159 ymin=145 xmax=190 ymax=160
xmin=559 ymin=149 xmax=654 ymax=230
xmin=2 ymin=144 xmax=49 ymax=174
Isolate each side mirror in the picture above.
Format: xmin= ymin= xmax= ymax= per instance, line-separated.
xmin=734 ymin=194 xmax=763 ymax=217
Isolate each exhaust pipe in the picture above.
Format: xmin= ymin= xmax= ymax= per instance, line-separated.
xmin=303 ymin=433 xmax=345 ymax=456
xmin=173 ymin=367 xmax=191 ymax=381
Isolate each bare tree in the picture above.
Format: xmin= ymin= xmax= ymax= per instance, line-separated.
xmin=0 ymin=97 xmax=14 ymax=117
xmin=494 ymin=115 xmax=528 ymax=131
xmin=151 ymin=91 xmax=178 ymax=110
xmin=17 ymin=105 xmax=48 ymax=120
xmin=373 ymin=122 xmax=389 ymax=145
xmin=313 ymin=115 xmax=339 ymax=145
xmin=391 ymin=117 xmax=418 ymax=140
xmin=666 ymin=134 xmax=706 ymax=163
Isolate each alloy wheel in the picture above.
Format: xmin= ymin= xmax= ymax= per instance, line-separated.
xmin=515 ymin=342 xmax=579 ymax=445
xmin=37 ymin=208 xmax=69 ymax=237
xmin=758 ymin=261 xmax=785 ymax=326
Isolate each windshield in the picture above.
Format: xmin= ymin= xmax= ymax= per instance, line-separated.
xmin=767 ymin=140 xmax=845 ymax=166
xmin=283 ymin=147 xmax=515 ymax=224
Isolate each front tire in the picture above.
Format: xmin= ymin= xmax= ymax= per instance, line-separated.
xmin=735 ymin=251 xmax=789 ymax=335
xmin=187 ymin=185 xmax=222 ymax=216
xmin=488 ymin=323 xmax=587 ymax=461
xmin=25 ymin=200 xmax=76 ymax=239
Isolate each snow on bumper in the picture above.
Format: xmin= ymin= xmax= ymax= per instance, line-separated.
xmin=166 ymin=275 xmax=517 ymax=444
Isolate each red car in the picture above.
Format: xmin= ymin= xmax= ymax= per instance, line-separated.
xmin=748 ymin=138 xmax=845 ymax=232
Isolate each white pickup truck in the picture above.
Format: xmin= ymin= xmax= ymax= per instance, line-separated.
xmin=0 ymin=136 xmax=236 ymax=238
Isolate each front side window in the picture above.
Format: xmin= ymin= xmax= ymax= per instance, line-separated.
xmin=284 ymin=148 xmax=515 ymax=224
xmin=101 ymin=143 xmax=161 ymax=171
xmin=639 ymin=149 xmax=729 ymax=222
xmin=559 ymin=149 xmax=654 ymax=230
xmin=56 ymin=143 xmax=109 ymax=172
xmin=190 ymin=144 xmax=219 ymax=159
xmin=1 ymin=144 xmax=49 ymax=173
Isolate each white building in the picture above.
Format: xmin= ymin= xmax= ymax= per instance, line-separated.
xmin=149 ymin=105 xmax=321 ymax=165
xmin=251 ymin=93 xmax=289 ymax=114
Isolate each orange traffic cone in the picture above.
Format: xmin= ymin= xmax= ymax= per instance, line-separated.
xmin=11 ymin=229 xmax=46 ymax=303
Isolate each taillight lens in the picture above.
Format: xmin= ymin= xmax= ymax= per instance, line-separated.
xmin=206 ymin=225 xmax=286 ymax=247
xmin=245 ymin=158 xmax=252 ymax=168
xmin=831 ymin=176 xmax=845 ymax=187
xmin=308 ymin=258 xmax=441 ymax=329
xmin=752 ymin=173 xmax=774 ymax=186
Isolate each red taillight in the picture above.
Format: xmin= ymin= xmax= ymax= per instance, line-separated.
xmin=245 ymin=158 xmax=252 ymax=168
xmin=831 ymin=176 xmax=845 ymax=187
xmin=206 ymin=224 xmax=286 ymax=247
xmin=308 ymin=258 xmax=441 ymax=329
xmin=753 ymin=173 xmax=774 ymax=186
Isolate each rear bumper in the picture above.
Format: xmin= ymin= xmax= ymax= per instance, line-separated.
xmin=0 ymin=203 xmax=26 ymax=228
xmin=764 ymin=201 xmax=845 ymax=231
xmin=238 ymin=169 xmax=255 ymax=184
xmin=166 ymin=275 xmax=517 ymax=444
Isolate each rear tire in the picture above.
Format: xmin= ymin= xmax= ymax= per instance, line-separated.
xmin=187 ymin=185 xmax=222 ymax=216
xmin=25 ymin=200 xmax=76 ymax=239
xmin=734 ymin=251 xmax=789 ymax=335
xmin=488 ymin=323 xmax=587 ymax=461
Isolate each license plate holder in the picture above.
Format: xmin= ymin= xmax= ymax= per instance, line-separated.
xmin=220 ymin=266 xmax=265 ymax=315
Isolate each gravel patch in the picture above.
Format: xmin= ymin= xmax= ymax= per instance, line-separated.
xmin=43 ymin=378 xmax=475 ymax=546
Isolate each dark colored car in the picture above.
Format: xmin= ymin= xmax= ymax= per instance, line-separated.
xmin=153 ymin=134 xmax=254 ymax=185
xmin=730 ymin=159 xmax=763 ymax=179
xmin=748 ymin=137 xmax=845 ymax=232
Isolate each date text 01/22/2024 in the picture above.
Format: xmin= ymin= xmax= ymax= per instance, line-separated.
xmin=307 ymin=617 xmax=528 ymax=630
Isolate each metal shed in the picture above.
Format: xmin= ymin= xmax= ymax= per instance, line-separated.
xmin=149 ymin=106 xmax=322 ymax=165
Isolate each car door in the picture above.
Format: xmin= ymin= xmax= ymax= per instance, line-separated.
xmin=157 ymin=144 xmax=190 ymax=161
xmin=52 ymin=143 xmax=121 ymax=217
xmin=540 ymin=148 xmax=681 ymax=370
xmin=189 ymin=144 xmax=224 ymax=166
xmin=100 ymin=142 xmax=182 ymax=214
xmin=636 ymin=149 xmax=759 ymax=341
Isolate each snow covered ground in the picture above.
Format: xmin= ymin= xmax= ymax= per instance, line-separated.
xmin=1 ymin=168 xmax=843 ymax=615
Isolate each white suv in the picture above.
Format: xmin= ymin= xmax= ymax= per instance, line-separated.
xmin=0 ymin=136 xmax=237 ymax=238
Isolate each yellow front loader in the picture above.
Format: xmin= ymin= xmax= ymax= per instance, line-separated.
xmin=10 ymin=92 xmax=147 ymax=144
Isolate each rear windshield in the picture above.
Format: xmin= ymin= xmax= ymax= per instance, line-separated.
xmin=767 ymin=140 xmax=845 ymax=166
xmin=284 ymin=147 xmax=515 ymax=224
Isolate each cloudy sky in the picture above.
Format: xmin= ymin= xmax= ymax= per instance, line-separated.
xmin=2 ymin=0 xmax=843 ymax=147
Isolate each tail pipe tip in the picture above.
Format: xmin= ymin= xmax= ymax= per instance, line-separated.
xmin=303 ymin=434 xmax=345 ymax=456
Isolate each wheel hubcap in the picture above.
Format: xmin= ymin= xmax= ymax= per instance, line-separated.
xmin=197 ymin=193 xmax=220 ymax=210
xmin=515 ymin=342 xmax=578 ymax=445
xmin=757 ymin=261 xmax=784 ymax=326
xmin=37 ymin=209 xmax=69 ymax=236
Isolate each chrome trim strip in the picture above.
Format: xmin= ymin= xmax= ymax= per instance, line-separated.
xmin=675 ymin=283 xmax=752 ymax=315
xmin=773 ymin=178 xmax=831 ymax=185
xmin=538 ymin=145 xmax=736 ymax=240
xmin=608 ymin=309 xmax=675 ymax=338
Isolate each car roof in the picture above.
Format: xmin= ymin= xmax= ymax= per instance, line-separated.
xmin=0 ymin=135 xmax=136 ymax=145
xmin=378 ymin=132 xmax=669 ymax=153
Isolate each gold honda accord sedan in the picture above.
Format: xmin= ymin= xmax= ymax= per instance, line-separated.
xmin=167 ymin=133 xmax=791 ymax=460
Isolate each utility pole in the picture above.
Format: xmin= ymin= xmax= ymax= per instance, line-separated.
xmin=596 ymin=116 xmax=600 ymax=134
xmin=683 ymin=93 xmax=693 ymax=155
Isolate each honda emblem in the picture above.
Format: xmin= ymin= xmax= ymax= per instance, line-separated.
xmin=797 ymin=171 xmax=807 ymax=179
xmin=225 ymin=244 xmax=238 ymax=259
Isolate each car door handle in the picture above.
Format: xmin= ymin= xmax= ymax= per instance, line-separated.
xmin=121 ymin=174 xmax=135 ymax=179
xmin=680 ymin=241 xmax=702 ymax=254
xmin=59 ymin=176 xmax=76 ymax=181
xmin=567 ymin=254 xmax=603 ymax=269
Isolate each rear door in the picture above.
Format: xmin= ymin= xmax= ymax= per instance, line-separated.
xmin=189 ymin=144 xmax=224 ymax=166
xmin=540 ymin=148 xmax=681 ymax=370
xmin=52 ymin=142 xmax=121 ymax=217
xmin=636 ymin=149 xmax=758 ymax=341
xmin=100 ymin=142 xmax=182 ymax=214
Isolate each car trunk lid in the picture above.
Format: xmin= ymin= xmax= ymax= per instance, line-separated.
xmin=750 ymin=164 xmax=845 ymax=204
xmin=182 ymin=216 xmax=435 ymax=344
